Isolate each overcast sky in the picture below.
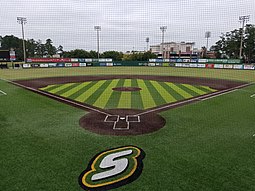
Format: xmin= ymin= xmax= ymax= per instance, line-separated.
xmin=0 ymin=0 xmax=254 ymax=52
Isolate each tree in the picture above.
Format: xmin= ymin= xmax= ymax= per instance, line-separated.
xmin=243 ymin=24 xmax=255 ymax=63
xmin=44 ymin=39 xmax=57 ymax=56
xmin=101 ymin=51 xmax=123 ymax=61
xmin=212 ymin=24 xmax=255 ymax=62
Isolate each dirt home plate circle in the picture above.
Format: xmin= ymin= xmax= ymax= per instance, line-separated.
xmin=79 ymin=109 xmax=166 ymax=136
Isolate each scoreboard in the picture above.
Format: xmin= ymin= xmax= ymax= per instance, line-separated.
xmin=0 ymin=50 xmax=10 ymax=62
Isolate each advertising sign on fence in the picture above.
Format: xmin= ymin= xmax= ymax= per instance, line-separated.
xmin=206 ymin=64 xmax=215 ymax=69
xmin=244 ymin=65 xmax=255 ymax=70
xmin=40 ymin=64 xmax=49 ymax=68
xmin=190 ymin=64 xmax=198 ymax=68
xmin=214 ymin=64 xmax=224 ymax=69
xmin=56 ymin=63 xmax=65 ymax=67
xmin=71 ymin=58 xmax=79 ymax=62
xmin=224 ymin=64 xmax=233 ymax=69
xmin=175 ymin=63 xmax=183 ymax=67
xmin=233 ymin=65 xmax=243 ymax=69
xmin=79 ymin=63 xmax=86 ymax=67
xmin=197 ymin=64 xmax=206 ymax=68
xmin=72 ymin=63 xmax=79 ymax=67
xmin=22 ymin=64 xmax=31 ymax=68
xmin=48 ymin=63 xmax=57 ymax=67
xmin=148 ymin=63 xmax=156 ymax=66
xmin=183 ymin=59 xmax=191 ymax=63
xmin=182 ymin=63 xmax=190 ymax=67
xmin=85 ymin=59 xmax=93 ymax=62
xmin=65 ymin=63 xmax=72 ymax=67
xmin=27 ymin=58 xmax=71 ymax=63
xmin=198 ymin=59 xmax=208 ymax=63
xmin=106 ymin=63 xmax=113 ymax=66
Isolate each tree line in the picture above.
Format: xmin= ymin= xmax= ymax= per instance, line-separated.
xmin=0 ymin=35 xmax=157 ymax=61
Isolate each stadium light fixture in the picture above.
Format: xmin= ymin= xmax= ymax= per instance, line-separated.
xmin=94 ymin=26 xmax=101 ymax=60
xmin=239 ymin=15 xmax=250 ymax=59
xmin=17 ymin=17 xmax=27 ymax=63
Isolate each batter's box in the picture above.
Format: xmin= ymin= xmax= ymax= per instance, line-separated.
xmin=114 ymin=120 xmax=129 ymax=130
xmin=104 ymin=115 xmax=119 ymax=122
xmin=126 ymin=115 xmax=140 ymax=122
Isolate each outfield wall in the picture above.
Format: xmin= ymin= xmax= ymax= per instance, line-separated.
xmin=3 ymin=58 xmax=255 ymax=70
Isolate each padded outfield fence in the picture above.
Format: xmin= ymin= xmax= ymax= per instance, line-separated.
xmin=3 ymin=58 xmax=255 ymax=70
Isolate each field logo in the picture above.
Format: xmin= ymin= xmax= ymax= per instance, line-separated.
xmin=79 ymin=146 xmax=145 ymax=190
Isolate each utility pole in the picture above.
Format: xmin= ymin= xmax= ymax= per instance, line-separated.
xmin=160 ymin=26 xmax=167 ymax=58
xmin=17 ymin=17 xmax=27 ymax=63
xmin=94 ymin=26 xmax=101 ymax=60
xmin=146 ymin=37 xmax=149 ymax=51
xmin=239 ymin=15 xmax=250 ymax=59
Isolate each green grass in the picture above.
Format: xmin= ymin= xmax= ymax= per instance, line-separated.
xmin=40 ymin=79 xmax=215 ymax=110
xmin=0 ymin=67 xmax=255 ymax=191
xmin=0 ymin=67 xmax=254 ymax=82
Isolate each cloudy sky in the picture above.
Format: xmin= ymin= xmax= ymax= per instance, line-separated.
xmin=0 ymin=0 xmax=254 ymax=52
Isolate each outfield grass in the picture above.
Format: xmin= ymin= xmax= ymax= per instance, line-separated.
xmin=0 ymin=67 xmax=255 ymax=82
xmin=40 ymin=79 xmax=216 ymax=110
xmin=0 ymin=68 xmax=255 ymax=191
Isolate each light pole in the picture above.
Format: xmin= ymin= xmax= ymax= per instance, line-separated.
xmin=160 ymin=26 xmax=167 ymax=58
xmin=17 ymin=17 xmax=27 ymax=63
xmin=94 ymin=26 xmax=101 ymax=60
xmin=205 ymin=31 xmax=211 ymax=50
xmin=146 ymin=37 xmax=149 ymax=51
xmin=239 ymin=15 xmax=250 ymax=59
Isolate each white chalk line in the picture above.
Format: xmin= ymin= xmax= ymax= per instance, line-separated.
xmin=251 ymin=94 xmax=255 ymax=98
xmin=136 ymin=82 xmax=252 ymax=116
xmin=0 ymin=90 xmax=7 ymax=95
xmin=0 ymin=78 xmax=110 ymax=116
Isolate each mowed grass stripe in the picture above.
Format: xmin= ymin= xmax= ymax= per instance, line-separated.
xmin=150 ymin=81 xmax=177 ymax=103
xmin=200 ymin=86 xmax=217 ymax=92
xmin=48 ymin=83 xmax=75 ymax=94
xmin=118 ymin=79 xmax=132 ymax=108
xmin=131 ymin=79 xmax=144 ymax=109
xmin=137 ymin=79 xmax=156 ymax=109
xmin=75 ymin=80 xmax=107 ymax=102
xmin=69 ymin=81 xmax=97 ymax=100
xmin=161 ymin=82 xmax=192 ymax=100
xmin=168 ymin=83 xmax=194 ymax=99
xmin=143 ymin=80 xmax=167 ymax=106
xmin=85 ymin=80 xmax=113 ymax=105
xmin=55 ymin=83 xmax=79 ymax=96
xmin=93 ymin=79 xmax=119 ymax=108
xmin=60 ymin=82 xmax=91 ymax=98
xmin=105 ymin=79 xmax=125 ymax=109
xmin=156 ymin=82 xmax=181 ymax=101
xmin=182 ymin=84 xmax=207 ymax=95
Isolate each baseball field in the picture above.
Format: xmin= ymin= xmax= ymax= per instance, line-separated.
xmin=0 ymin=67 xmax=255 ymax=190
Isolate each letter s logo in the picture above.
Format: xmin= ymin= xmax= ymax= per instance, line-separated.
xmin=79 ymin=146 xmax=145 ymax=191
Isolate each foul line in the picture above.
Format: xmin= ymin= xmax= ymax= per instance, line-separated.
xmin=136 ymin=82 xmax=252 ymax=116
xmin=0 ymin=78 xmax=110 ymax=116
xmin=0 ymin=90 xmax=7 ymax=95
